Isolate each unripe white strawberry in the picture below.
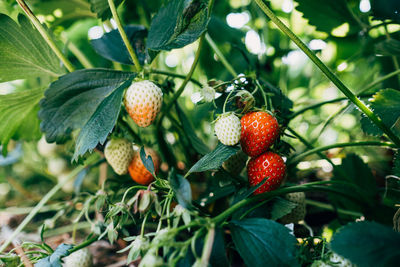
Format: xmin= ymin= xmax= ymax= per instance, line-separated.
xmin=223 ymin=150 xmax=248 ymax=174
xmin=214 ymin=113 xmax=241 ymax=146
xmin=104 ymin=138 xmax=134 ymax=175
xmin=64 ymin=248 xmax=92 ymax=267
xmin=124 ymin=80 xmax=163 ymax=127
xmin=280 ymin=192 xmax=306 ymax=224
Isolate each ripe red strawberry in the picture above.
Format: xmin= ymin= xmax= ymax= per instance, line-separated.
xmin=247 ymin=151 xmax=285 ymax=194
xmin=214 ymin=112 xmax=241 ymax=146
xmin=129 ymin=147 xmax=160 ymax=185
xmin=240 ymin=111 xmax=279 ymax=157
xmin=104 ymin=138 xmax=134 ymax=175
xmin=124 ymin=80 xmax=163 ymax=127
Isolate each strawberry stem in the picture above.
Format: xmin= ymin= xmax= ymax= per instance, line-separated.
xmin=108 ymin=0 xmax=142 ymax=72
xmin=288 ymin=140 xmax=396 ymax=167
xmin=205 ymin=33 xmax=237 ymax=77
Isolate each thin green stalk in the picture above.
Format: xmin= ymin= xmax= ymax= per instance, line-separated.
xmin=205 ymin=33 xmax=237 ymax=77
xmin=150 ymin=69 xmax=202 ymax=87
xmin=289 ymin=94 xmax=371 ymax=119
xmin=108 ymin=0 xmax=142 ymax=71
xmin=254 ymin=0 xmax=400 ymax=147
xmin=287 ymin=127 xmax=337 ymax=169
xmin=68 ymin=236 xmax=98 ymax=253
xmin=211 ymin=182 xmax=358 ymax=224
xmin=311 ymin=103 xmax=350 ymax=144
xmin=0 ymin=204 xmax=63 ymax=215
xmin=0 ymin=158 xmax=96 ymax=253
xmin=358 ymin=69 xmax=400 ymax=94
xmin=16 ymin=0 xmax=75 ymax=72
xmin=288 ymin=141 xmax=396 ymax=166
xmin=305 ymin=199 xmax=362 ymax=217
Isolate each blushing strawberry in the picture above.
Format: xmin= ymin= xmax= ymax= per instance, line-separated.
xmin=247 ymin=151 xmax=285 ymax=194
xmin=129 ymin=147 xmax=160 ymax=185
xmin=104 ymin=138 xmax=134 ymax=175
xmin=240 ymin=111 xmax=279 ymax=157
xmin=214 ymin=112 xmax=241 ymax=146
xmin=124 ymin=80 xmax=163 ymax=127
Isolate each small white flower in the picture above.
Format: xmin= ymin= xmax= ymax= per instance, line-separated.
xmin=201 ymin=86 xmax=216 ymax=102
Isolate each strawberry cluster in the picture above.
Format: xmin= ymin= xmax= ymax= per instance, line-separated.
xmin=104 ymin=80 xmax=163 ymax=185
xmin=215 ymin=88 xmax=286 ymax=194
xmin=241 ymin=111 xmax=286 ymax=194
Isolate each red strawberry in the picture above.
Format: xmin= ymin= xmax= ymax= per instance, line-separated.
xmin=247 ymin=151 xmax=285 ymax=194
xmin=240 ymin=111 xmax=279 ymax=157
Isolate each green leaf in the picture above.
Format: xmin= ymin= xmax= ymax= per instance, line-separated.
xmin=89 ymin=0 xmax=123 ymax=20
xmin=176 ymin=106 xmax=210 ymax=155
xmin=91 ymin=25 xmax=148 ymax=65
xmin=270 ymin=197 xmax=298 ymax=220
xmin=375 ymin=39 xmax=400 ymax=56
xmin=169 ymin=168 xmax=192 ymax=208
xmin=294 ymin=0 xmax=361 ymax=35
xmin=209 ymin=228 xmax=229 ymax=267
xmin=139 ymin=146 xmax=156 ymax=177
xmin=361 ymin=89 xmax=400 ymax=136
xmin=330 ymin=221 xmax=400 ymax=267
xmin=73 ymin=79 xmax=130 ymax=160
xmin=38 ymin=68 xmax=134 ymax=158
xmin=331 ymin=154 xmax=377 ymax=209
xmin=371 ymin=0 xmax=400 ymax=24
xmin=0 ymin=88 xmax=44 ymax=155
xmin=229 ymin=218 xmax=299 ymax=267
xmin=35 ymin=243 xmax=73 ymax=267
xmin=147 ymin=0 xmax=209 ymax=51
xmin=186 ymin=142 xmax=239 ymax=175
xmin=0 ymin=14 xmax=64 ymax=82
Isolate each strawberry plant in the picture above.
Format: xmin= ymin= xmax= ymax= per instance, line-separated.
xmin=1 ymin=0 xmax=400 ymax=266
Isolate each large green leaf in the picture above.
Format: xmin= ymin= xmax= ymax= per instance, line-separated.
xmin=0 ymin=88 xmax=44 ymax=155
xmin=38 ymin=69 xmax=134 ymax=159
xmin=331 ymin=154 xmax=378 ymax=214
xmin=330 ymin=221 xmax=400 ymax=267
xmin=89 ymin=0 xmax=123 ymax=20
xmin=147 ymin=0 xmax=209 ymax=51
xmin=91 ymin=25 xmax=148 ymax=65
xmin=186 ymin=142 xmax=239 ymax=175
xmin=361 ymin=89 xmax=400 ymax=136
xmin=73 ymin=79 xmax=130 ymax=160
xmin=294 ymin=0 xmax=361 ymax=35
xmin=0 ymin=14 xmax=64 ymax=82
xmin=229 ymin=218 xmax=299 ymax=267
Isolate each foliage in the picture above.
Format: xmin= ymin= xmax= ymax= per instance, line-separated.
xmin=0 ymin=0 xmax=400 ymax=266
